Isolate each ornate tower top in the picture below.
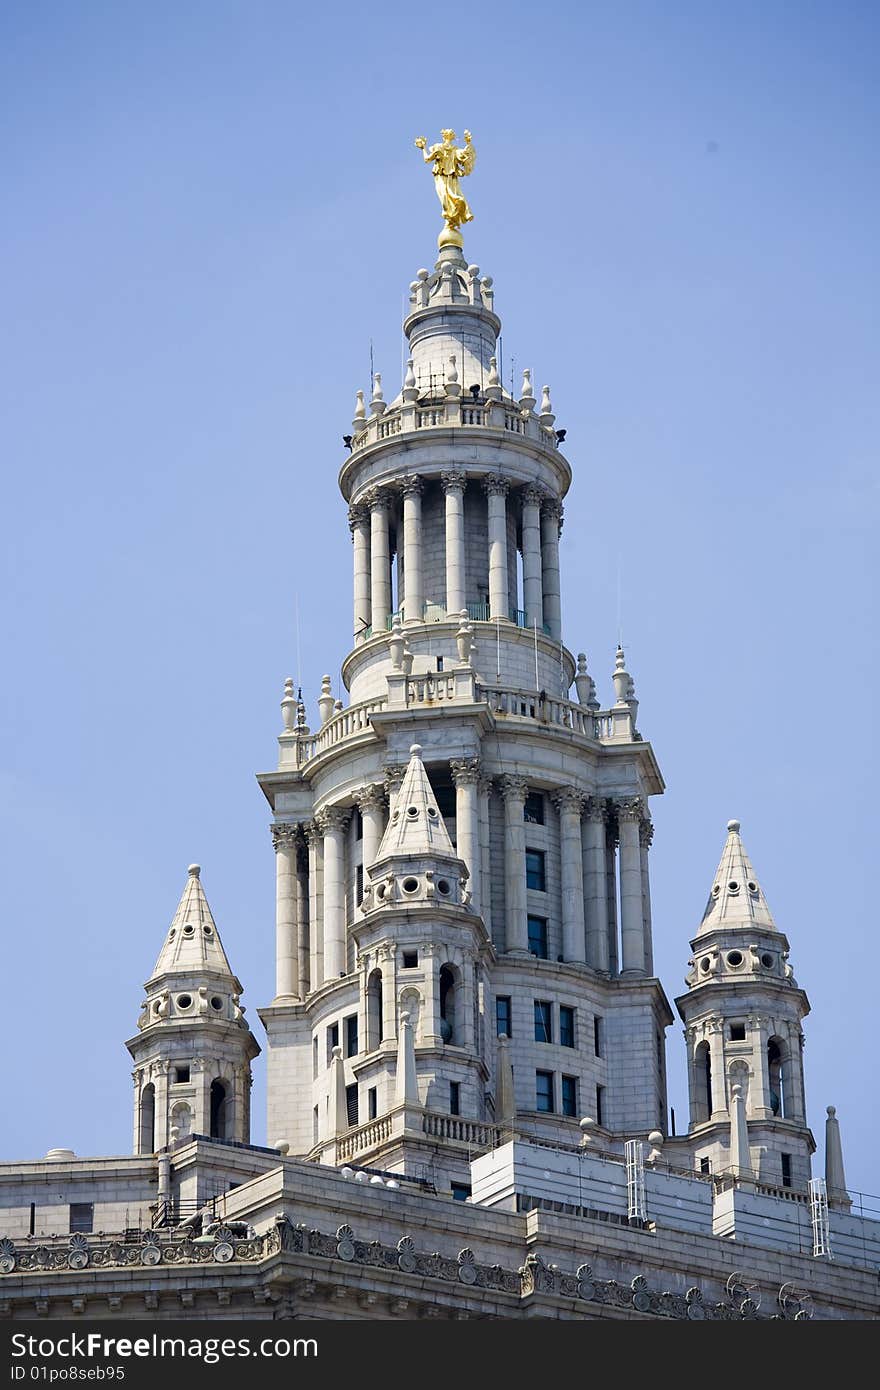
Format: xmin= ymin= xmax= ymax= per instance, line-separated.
xmin=696 ymin=819 xmax=779 ymax=937
xmin=375 ymin=744 xmax=456 ymax=860
xmin=414 ymin=129 xmax=476 ymax=249
xmin=150 ymin=863 xmax=237 ymax=981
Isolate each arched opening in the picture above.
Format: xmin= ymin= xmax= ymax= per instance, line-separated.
xmin=439 ymin=964 xmax=459 ymax=1045
xmin=767 ymin=1037 xmax=788 ymax=1118
xmin=170 ymin=1101 xmax=192 ymax=1142
xmin=139 ymin=1083 xmax=155 ymax=1154
xmin=693 ymin=1041 xmax=711 ymax=1124
xmin=210 ymin=1080 xmax=229 ymax=1140
xmin=366 ymin=969 xmax=383 ymax=1051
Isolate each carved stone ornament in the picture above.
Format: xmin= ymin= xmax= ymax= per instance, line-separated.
xmin=450 ymin=756 xmax=481 ymax=786
xmin=271 ymin=822 xmax=300 ymax=852
xmin=552 ymin=785 xmax=586 ymax=815
xmin=482 ymin=474 xmax=509 ymax=499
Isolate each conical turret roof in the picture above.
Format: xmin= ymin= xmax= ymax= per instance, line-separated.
xmin=150 ymin=864 xmax=236 ymax=978
xmin=697 ymin=820 xmax=778 ymax=936
xmin=374 ymin=744 xmax=455 ymax=860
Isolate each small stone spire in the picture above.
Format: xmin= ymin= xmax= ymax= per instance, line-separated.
xmin=445 ymin=354 xmax=461 ymax=398
xmin=612 ymin=646 xmax=630 ymax=705
xmin=825 ymin=1105 xmax=851 ymax=1209
xmin=455 ymin=609 xmax=474 ymax=666
xmin=697 ymin=820 xmax=779 ymax=936
xmin=395 ymin=1012 xmax=419 ymax=1106
xmin=370 ymin=373 xmax=386 ymax=415
xmin=519 ymin=368 xmax=536 ymax=411
xmin=318 ymin=674 xmax=335 ymax=726
xmin=352 ymin=389 xmax=366 ymax=434
xmin=496 ymin=1034 xmax=516 ymax=1126
xmin=403 ymin=357 xmax=418 ymax=402
xmin=575 ymin=653 xmax=599 ymax=709
xmin=329 ymin=1045 xmax=348 ymax=1137
xmin=485 ymin=356 xmax=502 ymax=400
xmin=151 ymin=865 xmax=236 ymax=980
xmin=729 ymin=1083 xmax=754 ymax=1186
xmin=539 ymin=384 xmax=555 ymax=428
xmin=375 ymin=744 xmax=456 ymax=858
xmin=281 ymin=676 xmax=297 ymax=732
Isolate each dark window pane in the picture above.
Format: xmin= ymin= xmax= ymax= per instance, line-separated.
xmin=528 ymin=917 xmax=548 ymax=959
xmin=525 ymin=850 xmax=546 ymax=891
xmin=524 ymin=792 xmax=544 ymax=824
xmin=561 ymin=1075 xmax=577 ymax=1117
xmin=345 ymin=1014 xmax=358 ymax=1058
xmin=560 ymin=1006 xmax=575 ymax=1048
xmin=496 ymin=996 xmax=512 ymax=1037
xmin=69 ymin=1203 xmax=93 ymax=1234
xmin=450 ymin=1081 xmax=461 ymax=1116
xmin=345 ymin=1083 xmax=358 ymax=1127
xmin=536 ymin=1070 xmax=554 ymax=1113
xmin=534 ymin=1000 xmax=552 ymax=1043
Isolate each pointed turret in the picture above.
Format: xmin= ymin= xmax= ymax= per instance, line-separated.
xmin=375 ymin=743 xmax=456 ymax=859
xmin=127 ymin=864 xmax=259 ymax=1155
xmin=697 ymin=820 xmax=778 ymax=937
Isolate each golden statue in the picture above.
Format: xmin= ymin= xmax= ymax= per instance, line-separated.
xmin=414 ymin=129 xmax=476 ymax=248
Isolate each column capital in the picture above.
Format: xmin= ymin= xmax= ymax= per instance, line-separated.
xmin=551 ymin=785 xmax=586 ymax=816
xmin=615 ymin=795 xmax=645 ymax=824
xmin=499 ymin=773 xmax=528 ymax=802
xmin=482 ymin=473 xmax=509 ymax=499
xmin=270 ymin=822 xmax=301 ymax=853
xmin=303 ymin=819 xmax=322 ymax=849
xmin=450 ymin=756 xmax=481 ymax=787
xmin=316 ymin=805 xmax=351 ymax=837
xmin=354 ymin=782 xmax=386 ymax=814
xmin=440 ymin=470 xmax=467 ymax=495
xmin=639 ymin=818 xmax=655 ymax=849
xmin=348 ymin=502 xmax=370 ymax=531
xmin=364 ymin=486 xmax=391 ymax=513
xmin=585 ymin=795 xmax=609 ymax=824
xmin=540 ymin=494 xmax=563 ymax=522
xmin=384 ymin=762 xmax=407 ymax=794
xmin=401 ymin=473 xmax=423 ymax=498
xmin=521 ymin=484 xmax=546 ymax=510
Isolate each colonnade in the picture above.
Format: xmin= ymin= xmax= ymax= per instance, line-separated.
xmin=348 ymin=473 xmax=563 ymax=638
xmin=270 ymin=776 xmax=655 ymax=1000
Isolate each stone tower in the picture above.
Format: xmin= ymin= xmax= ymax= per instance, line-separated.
xmin=258 ymin=235 xmax=673 ymax=1189
xmin=126 ymin=864 xmax=260 ymax=1153
xmin=675 ymin=821 xmax=814 ymax=1190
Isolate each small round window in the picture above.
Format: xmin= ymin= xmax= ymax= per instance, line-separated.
xmin=182 ymin=924 xmax=195 ymax=937
xmin=700 ymin=957 xmax=711 ymax=972
xmin=402 ymin=877 xmax=419 ymax=894
xmin=427 ymin=807 xmax=438 ymax=819
xmin=727 ymin=881 xmax=740 ymax=894
xmin=376 ymin=884 xmax=386 ymax=900
xmin=390 ymin=809 xmax=400 ymax=823
xmin=177 ymin=994 xmax=193 ymax=1010
xmin=761 ymin=953 xmax=774 ymax=969
xmin=203 ymin=925 xmax=213 ymax=937
xmin=210 ymin=996 xmax=223 ymax=1011
xmin=168 ymin=928 xmax=176 ymax=939
xmin=711 ymin=885 xmax=720 ymax=897
xmin=436 ymin=879 xmax=451 ymax=896
xmin=726 ymin=950 xmax=743 ymax=967
xmin=747 ymin=881 xmax=758 ymax=893
xmin=406 ymin=806 xmax=419 ymax=819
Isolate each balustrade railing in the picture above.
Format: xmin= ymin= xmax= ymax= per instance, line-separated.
xmin=421 ymin=1112 xmax=503 ymax=1149
xmin=349 ymin=399 xmax=558 ymax=450
xmin=405 ymin=672 xmax=457 ymax=704
xmin=336 ymin=1114 xmax=395 ymax=1161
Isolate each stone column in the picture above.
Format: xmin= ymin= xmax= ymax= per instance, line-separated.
xmin=368 ymin=489 xmax=392 ymax=631
xmin=379 ymin=945 xmax=397 ymax=1043
xmin=617 ymin=798 xmax=646 ymax=976
xmin=751 ymin=1014 xmax=773 ymax=1119
xmin=553 ymin=787 xmax=586 ymax=963
xmin=305 ymin=821 xmax=323 ymax=991
xmin=784 ymin=1023 xmax=806 ymax=1123
xmin=355 ymin=783 xmax=386 ymax=880
xmin=521 ymin=485 xmax=544 ymax=631
xmin=484 ymin=475 xmax=510 ymax=622
xmin=271 ymin=823 xmax=301 ymax=999
xmin=348 ymin=503 xmax=371 ymax=638
xmin=708 ymin=1018 xmax=727 ymax=1117
xmin=582 ymin=798 xmax=610 ymax=972
xmin=500 ymin=775 xmax=528 ymax=953
xmin=295 ymin=847 xmax=309 ymax=996
xmin=540 ymin=496 xmax=563 ymax=640
xmin=639 ymin=818 xmax=655 ymax=977
xmin=605 ymin=812 xmax=620 ymax=976
xmin=441 ymin=472 xmax=467 ymax=616
xmin=450 ymin=757 xmax=481 ymax=914
xmin=401 ymin=475 xmax=423 ymax=623
xmin=478 ymin=775 xmax=493 ymax=939
xmin=318 ymin=807 xmax=350 ymax=980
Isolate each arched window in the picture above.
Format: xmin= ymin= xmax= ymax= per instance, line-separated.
xmin=171 ymin=1101 xmax=192 ymax=1142
xmin=139 ymin=1083 xmax=155 ymax=1154
xmin=366 ymin=969 xmax=383 ymax=1051
xmin=210 ymin=1080 xmax=229 ymax=1139
xmin=767 ymin=1038 xmax=787 ymax=1118
xmin=439 ymin=964 xmax=459 ymax=1044
xmin=693 ymin=1041 xmax=711 ymax=1124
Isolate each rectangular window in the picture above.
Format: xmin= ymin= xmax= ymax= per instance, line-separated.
xmin=525 ymin=849 xmax=546 ymax=891
xmin=699 ymin=1156 xmax=711 ymax=1175
xmin=355 ymin=809 xmax=363 ymax=840
xmin=345 ymin=1083 xmax=358 ymax=1128
xmin=436 ymin=655 xmax=444 ymax=672
xmin=312 ymin=1035 xmax=319 ymax=1079
xmin=356 ymin=863 xmax=363 ymax=905
xmin=495 ymin=995 xmax=512 ymax=1037
xmin=450 ymin=1081 xmax=461 ymax=1116
xmin=313 ymin=1105 xmax=319 ymax=1144
xmin=656 ymin=1031 xmax=664 ymax=1068
xmin=594 ymin=1016 xmax=603 ymax=1058
xmin=730 ymin=1023 xmax=746 ymax=1041
xmin=433 ymin=784 xmax=457 ymax=821
xmin=368 ymin=1086 xmax=377 ymax=1120
xmin=524 ymin=791 xmax=544 ymax=824
xmin=534 ymin=1000 xmax=553 ymax=1043
xmin=345 ymin=1013 xmax=358 ymax=1058
xmin=29 ymin=1203 xmax=35 ymax=1236
xmin=402 ymin=950 xmax=418 ymax=969
xmin=595 ymin=1083 xmax=605 ymax=1127
xmin=174 ymin=1065 xmax=190 ymax=1084
xmin=69 ymin=1203 xmax=93 ymax=1234
xmin=781 ymin=1152 xmax=792 ymax=1188
xmin=527 ymin=916 xmax=548 ymax=959
xmin=536 ymin=1070 xmax=554 ymax=1113
xmin=451 ymin=1182 xmax=471 ymax=1202
xmin=560 ymin=1006 xmax=575 ymax=1048
xmin=327 ymin=1021 xmax=339 ymax=1066
xmin=561 ymin=1074 xmax=578 ymax=1117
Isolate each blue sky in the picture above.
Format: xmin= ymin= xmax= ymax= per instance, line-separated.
xmin=2 ymin=2 xmax=877 ymax=1195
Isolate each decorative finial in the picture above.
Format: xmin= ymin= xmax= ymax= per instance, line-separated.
xmin=414 ymin=129 xmax=476 ymax=250
xmin=370 ymin=373 xmax=386 ymax=416
xmin=519 ymin=368 xmax=536 ymax=411
xmin=727 ymin=819 xmax=741 ymax=834
xmin=445 ymin=354 xmax=461 ymax=398
xmin=540 ymin=384 xmax=555 ymax=428
xmin=281 ymin=676 xmax=297 ymax=732
xmin=612 ymin=646 xmax=630 ymax=705
xmin=486 ymin=356 xmax=502 ymax=401
xmin=188 ymin=864 xmax=201 ymax=878
xmin=409 ymin=743 xmax=423 ymax=758
xmin=318 ymin=674 xmax=335 ymax=727
xmin=352 ymin=389 xmax=366 ymax=434
xmin=403 ymin=357 xmax=418 ymax=402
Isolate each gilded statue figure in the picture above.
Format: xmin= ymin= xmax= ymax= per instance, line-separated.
xmin=414 ymin=129 xmax=475 ymax=247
